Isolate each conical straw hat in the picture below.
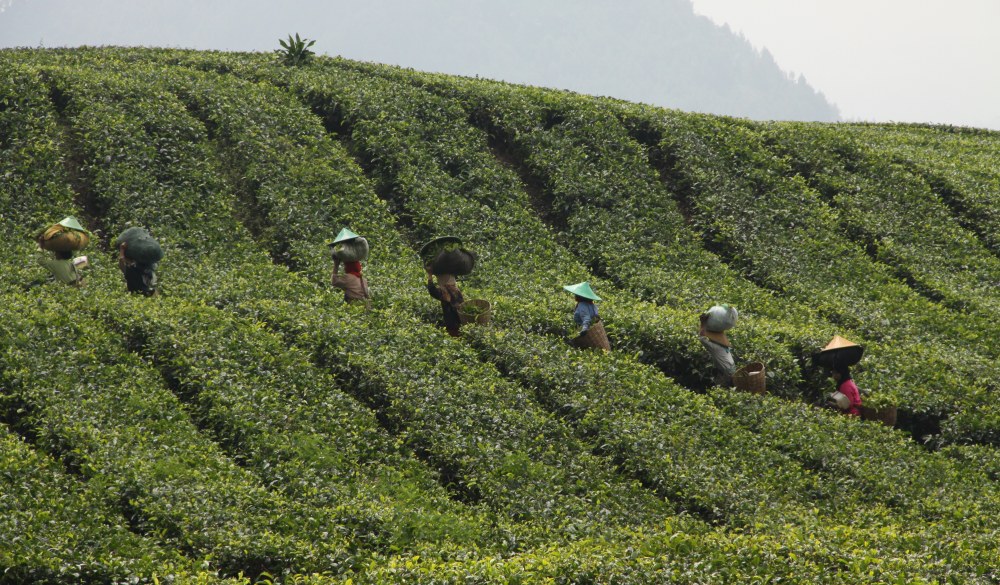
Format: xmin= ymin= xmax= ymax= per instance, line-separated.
xmin=57 ymin=216 xmax=89 ymax=233
xmin=329 ymin=227 xmax=361 ymax=246
xmin=562 ymin=281 xmax=602 ymax=301
xmin=814 ymin=335 xmax=865 ymax=368
xmin=821 ymin=335 xmax=860 ymax=352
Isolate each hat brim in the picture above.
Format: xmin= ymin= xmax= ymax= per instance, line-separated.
xmin=821 ymin=335 xmax=861 ymax=352
xmin=813 ymin=345 xmax=864 ymax=369
xmin=562 ymin=284 xmax=602 ymax=301
xmin=330 ymin=227 xmax=362 ymax=245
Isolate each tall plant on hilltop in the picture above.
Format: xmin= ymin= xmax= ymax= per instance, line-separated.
xmin=276 ymin=33 xmax=316 ymax=66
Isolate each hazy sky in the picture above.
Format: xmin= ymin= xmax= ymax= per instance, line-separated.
xmin=689 ymin=0 xmax=1000 ymax=130
xmin=2 ymin=0 xmax=997 ymax=130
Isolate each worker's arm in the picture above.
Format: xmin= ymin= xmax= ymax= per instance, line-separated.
xmin=118 ymin=243 xmax=129 ymax=270
xmin=331 ymin=259 xmax=341 ymax=287
xmin=575 ymin=304 xmax=593 ymax=334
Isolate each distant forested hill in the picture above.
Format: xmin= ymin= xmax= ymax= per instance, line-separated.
xmin=0 ymin=0 xmax=839 ymax=121
xmin=397 ymin=0 xmax=841 ymax=121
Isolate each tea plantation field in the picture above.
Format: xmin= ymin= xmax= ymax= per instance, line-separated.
xmin=1 ymin=47 xmax=999 ymax=584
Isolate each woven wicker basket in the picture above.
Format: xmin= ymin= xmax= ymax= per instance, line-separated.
xmin=861 ymin=405 xmax=897 ymax=427
xmin=733 ymin=362 xmax=766 ymax=394
xmin=572 ymin=320 xmax=610 ymax=351
xmin=458 ymin=299 xmax=492 ymax=325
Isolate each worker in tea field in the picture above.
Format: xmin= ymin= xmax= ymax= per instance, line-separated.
xmin=36 ymin=247 xmax=87 ymax=287
xmin=329 ymin=229 xmax=371 ymax=304
xmin=816 ymin=336 xmax=865 ymax=417
xmin=35 ymin=216 xmax=90 ymax=287
xmin=426 ymin=267 xmax=464 ymax=337
xmin=564 ymin=281 xmax=610 ymax=350
xmin=331 ymin=259 xmax=371 ymax=303
xmin=114 ymin=227 xmax=161 ymax=297
xmin=829 ymin=366 xmax=862 ymax=416
xmin=698 ymin=305 xmax=737 ymax=387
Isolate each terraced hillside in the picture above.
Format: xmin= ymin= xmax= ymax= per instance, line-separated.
xmin=1 ymin=47 xmax=998 ymax=584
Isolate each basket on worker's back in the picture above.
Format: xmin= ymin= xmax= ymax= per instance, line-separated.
xmin=861 ymin=404 xmax=897 ymax=427
xmin=572 ymin=320 xmax=610 ymax=351
xmin=458 ymin=299 xmax=492 ymax=325
xmin=733 ymin=362 xmax=766 ymax=394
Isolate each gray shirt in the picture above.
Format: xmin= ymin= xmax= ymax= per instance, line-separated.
xmin=700 ymin=336 xmax=735 ymax=387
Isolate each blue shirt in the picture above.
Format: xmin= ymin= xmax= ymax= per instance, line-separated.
xmin=573 ymin=301 xmax=599 ymax=332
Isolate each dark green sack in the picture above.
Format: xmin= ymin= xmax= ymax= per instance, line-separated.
xmin=115 ymin=227 xmax=163 ymax=265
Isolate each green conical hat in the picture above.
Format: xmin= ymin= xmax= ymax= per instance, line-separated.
xmin=329 ymin=227 xmax=361 ymax=246
xmin=563 ymin=281 xmax=602 ymax=301
xmin=57 ymin=216 xmax=90 ymax=233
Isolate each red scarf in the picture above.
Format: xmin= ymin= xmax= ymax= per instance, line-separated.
xmin=344 ymin=261 xmax=363 ymax=278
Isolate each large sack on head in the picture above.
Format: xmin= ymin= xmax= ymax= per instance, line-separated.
xmin=331 ymin=237 xmax=369 ymax=262
xmin=115 ymin=227 xmax=163 ymax=265
xmin=704 ymin=304 xmax=738 ymax=332
xmin=38 ymin=217 xmax=90 ymax=252
xmin=431 ymin=248 xmax=476 ymax=276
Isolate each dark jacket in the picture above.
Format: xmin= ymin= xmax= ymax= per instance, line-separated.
xmin=124 ymin=263 xmax=157 ymax=296
xmin=427 ymin=282 xmax=463 ymax=331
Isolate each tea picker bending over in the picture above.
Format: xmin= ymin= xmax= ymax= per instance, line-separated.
xmin=426 ymin=269 xmax=464 ymax=337
xmin=815 ymin=336 xmax=864 ymax=417
xmin=565 ymin=281 xmax=601 ymax=336
xmin=420 ymin=236 xmax=476 ymax=338
xmin=329 ymin=227 xmax=371 ymax=304
xmin=563 ymin=281 xmax=610 ymax=350
xmin=115 ymin=226 xmax=161 ymax=296
xmin=698 ymin=304 xmax=738 ymax=387
xmin=36 ymin=216 xmax=91 ymax=287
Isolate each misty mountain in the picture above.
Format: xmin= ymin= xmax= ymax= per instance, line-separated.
xmin=0 ymin=0 xmax=839 ymax=122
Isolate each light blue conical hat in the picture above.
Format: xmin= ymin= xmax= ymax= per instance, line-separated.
xmin=57 ymin=216 xmax=90 ymax=233
xmin=563 ymin=281 xmax=602 ymax=301
xmin=330 ymin=227 xmax=361 ymax=246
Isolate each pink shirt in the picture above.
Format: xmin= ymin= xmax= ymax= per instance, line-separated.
xmin=838 ymin=378 xmax=862 ymax=417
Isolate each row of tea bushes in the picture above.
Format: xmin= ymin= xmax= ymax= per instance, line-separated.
xmin=413 ymin=74 xmax=832 ymax=394
xmin=4 ymin=47 xmax=1000 ymax=582
xmin=176 ymin=53 xmax=1000 ymax=576
xmin=27 ymin=59 xmax=493 ymax=576
xmin=0 ymin=289 xmax=355 ymax=577
xmin=233 ymin=52 xmax=1000 ymax=511
xmin=0 ymin=58 xmax=235 ymax=584
xmin=0 ymin=423 xmax=195 ymax=583
xmin=757 ymin=121 xmax=1000 ymax=320
xmin=42 ymin=54 xmax=682 ymax=548
xmin=115 ymin=56 xmax=928 ymax=580
xmin=275 ymin=60 xmax=805 ymax=394
xmin=0 ymin=62 xmax=82 ymax=294
xmin=91 ymin=291 xmax=502 ymax=554
xmin=842 ymin=123 xmax=1000 ymax=256
xmin=460 ymin=325 xmax=1000 ymax=573
xmin=610 ymin=104 xmax=998 ymax=438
